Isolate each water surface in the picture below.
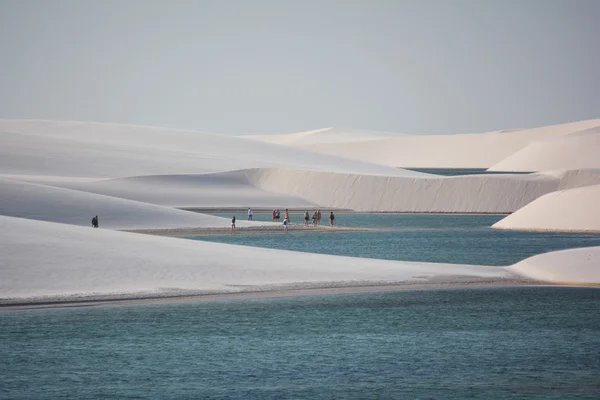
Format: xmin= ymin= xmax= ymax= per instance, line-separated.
xmin=196 ymin=214 xmax=600 ymax=266
xmin=1 ymin=287 xmax=599 ymax=399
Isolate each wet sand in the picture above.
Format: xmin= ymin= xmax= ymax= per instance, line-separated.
xmin=0 ymin=276 xmax=543 ymax=311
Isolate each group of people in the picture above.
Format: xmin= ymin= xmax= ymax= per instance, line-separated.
xmin=231 ymin=208 xmax=335 ymax=233
xmin=302 ymin=209 xmax=334 ymax=227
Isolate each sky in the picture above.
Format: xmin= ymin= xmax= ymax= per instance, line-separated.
xmin=1 ymin=0 xmax=599 ymax=135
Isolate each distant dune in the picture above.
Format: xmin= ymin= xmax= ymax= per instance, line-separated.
xmin=252 ymin=119 xmax=600 ymax=169
xmin=0 ymin=119 xmax=416 ymax=178
xmin=489 ymin=127 xmax=600 ymax=172
xmin=244 ymin=127 xmax=396 ymax=146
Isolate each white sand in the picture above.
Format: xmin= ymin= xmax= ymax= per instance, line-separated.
xmin=15 ymin=168 xmax=598 ymax=214
xmin=493 ymin=184 xmax=600 ymax=232
xmin=2 ymin=118 xmax=600 ymax=302
xmin=0 ymin=216 xmax=513 ymax=301
xmin=489 ymin=127 xmax=600 ymax=172
xmin=509 ymin=246 xmax=600 ymax=284
xmin=264 ymin=119 xmax=600 ymax=169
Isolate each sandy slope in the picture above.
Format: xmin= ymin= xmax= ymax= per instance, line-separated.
xmin=489 ymin=127 xmax=600 ymax=172
xmin=0 ymin=119 xmax=420 ymax=178
xmin=241 ymin=168 xmax=600 ymax=213
xmin=509 ymin=246 xmax=600 ymax=284
xmin=0 ymin=178 xmax=270 ymax=229
xmin=0 ymin=216 xmax=511 ymax=300
xmin=493 ymin=184 xmax=600 ymax=232
xmin=27 ymin=173 xmax=315 ymax=209
xmin=280 ymin=119 xmax=600 ymax=169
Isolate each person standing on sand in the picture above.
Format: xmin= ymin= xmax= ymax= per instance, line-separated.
xmin=91 ymin=215 xmax=99 ymax=228
xmin=316 ymin=209 xmax=321 ymax=226
xmin=283 ymin=217 xmax=289 ymax=232
xmin=312 ymin=211 xmax=317 ymax=226
xmin=275 ymin=209 xmax=280 ymax=222
xmin=284 ymin=208 xmax=289 ymax=222
xmin=329 ymin=211 xmax=335 ymax=227
xmin=248 ymin=207 xmax=253 ymax=221
xmin=304 ymin=210 xmax=309 ymax=226
xmin=231 ymin=216 xmax=236 ymax=233
xmin=272 ymin=209 xmax=276 ymax=222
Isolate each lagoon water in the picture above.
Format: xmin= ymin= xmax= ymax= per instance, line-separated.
xmin=194 ymin=214 xmax=600 ymax=266
xmin=1 ymin=288 xmax=599 ymax=399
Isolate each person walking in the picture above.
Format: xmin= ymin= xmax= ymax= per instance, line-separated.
xmin=275 ymin=209 xmax=280 ymax=222
xmin=329 ymin=211 xmax=335 ymax=227
xmin=304 ymin=210 xmax=309 ymax=226
xmin=247 ymin=207 xmax=253 ymax=221
xmin=272 ymin=209 xmax=276 ymax=222
xmin=316 ymin=209 xmax=322 ymax=226
xmin=283 ymin=217 xmax=289 ymax=232
xmin=231 ymin=216 xmax=236 ymax=233
xmin=91 ymin=215 xmax=99 ymax=228
xmin=284 ymin=209 xmax=290 ymax=222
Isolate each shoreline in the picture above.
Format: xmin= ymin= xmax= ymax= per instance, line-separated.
xmin=0 ymin=277 xmax=547 ymax=311
xmin=123 ymin=225 xmax=380 ymax=237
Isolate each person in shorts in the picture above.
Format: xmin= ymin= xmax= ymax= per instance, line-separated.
xmin=304 ymin=210 xmax=309 ymax=226
xmin=283 ymin=217 xmax=289 ymax=232
xmin=231 ymin=216 xmax=236 ymax=233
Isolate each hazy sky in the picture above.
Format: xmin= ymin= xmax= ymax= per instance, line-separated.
xmin=1 ymin=0 xmax=599 ymax=134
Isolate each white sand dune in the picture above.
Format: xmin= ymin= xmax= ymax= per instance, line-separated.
xmin=493 ymin=184 xmax=600 ymax=232
xmin=2 ymin=118 xmax=599 ymax=296
xmin=0 ymin=178 xmax=268 ymax=230
xmin=489 ymin=127 xmax=600 ymax=172
xmin=10 ymin=168 xmax=598 ymax=214
xmin=25 ymin=167 xmax=600 ymax=213
xmin=509 ymin=246 xmax=600 ymax=284
xmin=0 ymin=216 xmax=512 ymax=300
xmin=241 ymin=168 xmax=600 ymax=213
xmin=5 ymin=119 xmax=599 ymax=215
xmin=244 ymin=127 xmax=396 ymax=146
xmin=280 ymin=119 xmax=600 ymax=169
xmin=0 ymin=119 xmax=420 ymax=178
